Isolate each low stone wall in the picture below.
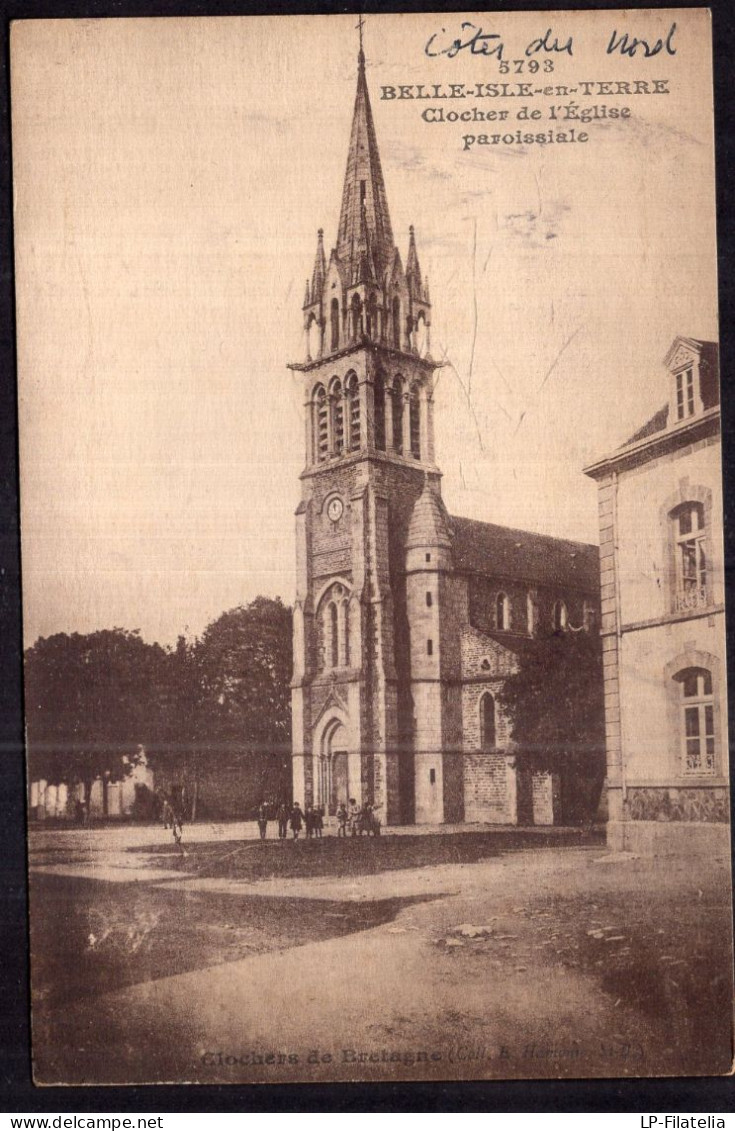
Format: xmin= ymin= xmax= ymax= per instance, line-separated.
xmin=626 ymin=785 xmax=729 ymax=824
xmin=608 ymin=818 xmax=732 ymax=855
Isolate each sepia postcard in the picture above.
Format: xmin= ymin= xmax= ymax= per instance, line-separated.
xmin=11 ymin=9 xmax=734 ymax=1085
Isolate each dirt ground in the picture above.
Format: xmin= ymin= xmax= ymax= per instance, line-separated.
xmin=132 ymin=827 xmax=601 ymax=879
xmin=28 ymin=826 xmax=734 ymax=1085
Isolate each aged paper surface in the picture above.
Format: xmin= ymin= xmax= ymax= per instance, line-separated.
xmin=12 ymin=10 xmax=733 ymax=1084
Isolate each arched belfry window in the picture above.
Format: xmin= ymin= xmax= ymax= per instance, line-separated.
xmin=366 ymin=294 xmax=378 ymax=341
xmin=410 ymin=385 xmax=421 ymax=459
xmin=345 ymin=372 xmax=360 ymax=450
xmin=306 ymin=313 xmax=320 ymax=362
xmin=314 ymin=384 xmax=328 ymax=462
xmin=330 ymin=298 xmax=340 ymax=352
xmin=416 ymin=311 xmax=428 ymax=357
xmin=392 ymin=296 xmax=401 ymax=349
xmin=496 ymin=592 xmax=510 ymax=631
xmin=392 ymin=377 xmax=404 ymax=454
xmin=329 ymin=377 xmax=344 ymax=455
xmin=674 ymin=667 xmax=715 ymax=774
xmin=351 ymin=294 xmax=362 ymax=342
xmin=374 ymin=372 xmax=386 ymax=451
xmin=480 ymin=692 xmax=496 ymax=750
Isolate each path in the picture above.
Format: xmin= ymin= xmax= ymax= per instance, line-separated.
xmin=27 ymin=827 xmax=734 ymax=1086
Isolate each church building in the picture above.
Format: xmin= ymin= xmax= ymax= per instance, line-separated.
xmin=288 ymin=43 xmax=600 ymax=826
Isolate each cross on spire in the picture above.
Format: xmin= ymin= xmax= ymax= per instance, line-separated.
xmin=356 ymin=13 xmax=365 ymax=59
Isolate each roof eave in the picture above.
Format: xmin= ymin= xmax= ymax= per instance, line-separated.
xmin=584 ymin=406 xmax=720 ymax=480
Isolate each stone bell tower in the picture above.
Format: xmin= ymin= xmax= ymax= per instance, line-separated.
xmin=288 ymin=36 xmax=442 ymax=825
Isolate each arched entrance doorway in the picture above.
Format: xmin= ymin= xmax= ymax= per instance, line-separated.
xmin=319 ymin=718 xmax=349 ymax=815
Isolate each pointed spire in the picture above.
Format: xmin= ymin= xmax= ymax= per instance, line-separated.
xmin=336 ymin=39 xmax=395 ymax=280
xmin=406 ymin=224 xmax=422 ymax=298
xmin=406 ymin=478 xmax=453 ymax=550
xmin=310 ymin=228 xmax=326 ymax=299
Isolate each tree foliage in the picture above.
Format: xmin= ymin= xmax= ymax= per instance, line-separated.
xmin=498 ymin=630 xmax=606 ymax=818
xmin=24 ymin=629 xmax=169 ymax=810
xmin=193 ymin=597 xmax=293 ymax=806
xmin=25 ymin=598 xmax=294 ymax=819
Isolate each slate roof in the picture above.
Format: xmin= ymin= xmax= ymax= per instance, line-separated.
xmin=406 ymin=482 xmax=453 ymax=549
xmin=620 ymin=339 xmax=719 ymax=448
xmin=449 ymin=515 xmax=600 ymax=593
xmin=624 ymin=404 xmax=669 ymax=446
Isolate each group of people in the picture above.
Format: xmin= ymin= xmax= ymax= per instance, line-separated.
xmin=256 ymin=798 xmax=380 ymax=840
xmin=257 ymin=801 xmax=323 ymax=840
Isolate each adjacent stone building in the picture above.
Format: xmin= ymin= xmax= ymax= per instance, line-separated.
xmin=288 ymin=45 xmax=600 ymax=826
xmin=585 ymin=337 xmax=729 ymax=852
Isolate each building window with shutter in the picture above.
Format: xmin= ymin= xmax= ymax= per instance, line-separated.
xmin=671 ymin=502 xmax=708 ymax=612
xmin=674 ymin=667 xmax=716 ymax=774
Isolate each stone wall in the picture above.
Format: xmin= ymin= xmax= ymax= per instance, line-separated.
xmin=463 ymin=751 xmax=514 ymax=823
xmin=626 ymin=785 xmax=729 ymax=823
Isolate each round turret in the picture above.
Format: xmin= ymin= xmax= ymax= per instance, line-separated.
xmin=406 ymin=480 xmax=453 ymax=572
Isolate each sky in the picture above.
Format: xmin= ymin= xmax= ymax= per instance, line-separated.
xmin=12 ymin=10 xmax=718 ymax=647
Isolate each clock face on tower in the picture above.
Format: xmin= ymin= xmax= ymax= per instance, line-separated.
xmin=327 ymin=496 xmax=344 ymax=523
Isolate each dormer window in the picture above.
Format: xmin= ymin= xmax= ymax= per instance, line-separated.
xmin=675 ymin=366 xmax=695 ymax=421
xmin=665 ymin=339 xmax=713 ymax=425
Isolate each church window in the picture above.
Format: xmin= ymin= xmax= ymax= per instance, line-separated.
xmin=429 ymin=768 xmax=436 ymax=784
xmin=328 ymin=602 xmax=339 ymax=669
xmin=342 ymin=600 xmax=350 ymax=667
xmin=583 ymin=599 xmax=596 ymax=631
xmin=426 ymin=591 xmax=432 ymax=608
xmin=674 ymin=667 xmax=715 ymax=774
xmin=527 ymin=592 xmax=535 ymax=635
xmin=553 ymin=600 xmax=568 ymax=631
xmin=392 ymin=378 xmax=404 ymax=453
xmin=671 ymin=502 xmax=708 ymax=612
xmin=426 ymin=553 xmax=431 ymax=563
xmin=373 ymin=372 xmax=386 ymax=450
xmin=675 ymin=367 xmax=695 ymax=421
xmin=306 ymin=313 xmax=320 ymax=361
xmin=330 ymin=298 xmax=340 ymax=351
xmin=330 ymin=378 xmax=344 ymax=454
xmin=427 ymin=638 xmax=433 ymax=656
xmin=351 ymin=293 xmax=362 ymax=342
xmin=366 ymin=294 xmax=378 ymax=341
xmin=392 ymin=296 xmax=401 ymax=349
xmin=480 ymin=692 xmax=496 ymax=750
xmin=416 ymin=311 xmax=428 ymax=357
xmin=496 ymin=592 xmax=510 ymax=631
xmin=410 ymin=386 xmax=421 ymax=459
xmin=314 ymin=384 xmax=328 ymax=462
xmin=345 ymin=372 xmax=360 ymax=450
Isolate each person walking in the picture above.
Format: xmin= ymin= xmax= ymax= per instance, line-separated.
xmin=289 ymin=801 xmax=304 ymax=840
xmin=336 ymin=802 xmax=348 ymax=838
xmin=304 ymin=804 xmax=314 ymax=839
xmin=277 ymin=802 xmax=289 ymax=840
xmin=257 ymin=801 xmax=269 ymax=840
xmin=348 ymin=797 xmax=360 ymax=838
xmin=314 ymin=806 xmax=324 ymax=839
